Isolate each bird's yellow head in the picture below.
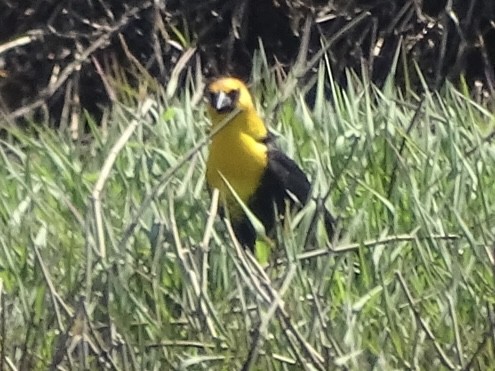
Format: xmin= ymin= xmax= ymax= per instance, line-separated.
xmin=205 ymin=77 xmax=256 ymax=125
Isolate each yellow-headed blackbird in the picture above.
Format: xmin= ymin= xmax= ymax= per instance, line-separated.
xmin=205 ymin=77 xmax=335 ymax=250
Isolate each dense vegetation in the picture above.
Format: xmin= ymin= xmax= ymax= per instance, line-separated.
xmin=1 ymin=0 xmax=495 ymax=370
xmin=1 ymin=58 xmax=494 ymax=368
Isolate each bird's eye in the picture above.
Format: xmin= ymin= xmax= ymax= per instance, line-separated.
xmin=206 ymin=90 xmax=216 ymax=103
xmin=228 ymin=89 xmax=240 ymax=104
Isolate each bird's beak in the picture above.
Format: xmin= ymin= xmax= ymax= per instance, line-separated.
xmin=212 ymin=91 xmax=233 ymax=112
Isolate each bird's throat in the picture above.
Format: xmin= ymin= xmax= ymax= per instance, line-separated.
xmin=206 ymin=128 xmax=268 ymax=207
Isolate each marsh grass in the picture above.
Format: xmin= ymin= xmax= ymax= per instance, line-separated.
xmin=0 ymin=59 xmax=494 ymax=370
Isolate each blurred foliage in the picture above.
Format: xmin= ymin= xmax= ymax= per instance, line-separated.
xmin=0 ymin=0 xmax=495 ymax=126
xmin=0 ymin=59 xmax=494 ymax=369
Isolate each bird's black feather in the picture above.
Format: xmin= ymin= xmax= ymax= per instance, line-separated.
xmin=231 ymin=149 xmax=336 ymax=250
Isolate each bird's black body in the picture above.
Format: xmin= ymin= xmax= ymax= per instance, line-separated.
xmin=231 ymin=148 xmax=336 ymax=249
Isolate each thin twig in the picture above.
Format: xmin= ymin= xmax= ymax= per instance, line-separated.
xmin=447 ymin=295 xmax=464 ymax=367
xmin=465 ymin=129 xmax=495 ymax=158
xmin=272 ymin=353 xmax=297 ymax=365
xmin=91 ymin=98 xmax=153 ymax=258
xmin=293 ymin=15 xmax=313 ymax=75
xmin=81 ymin=298 xmax=122 ymax=371
xmin=145 ymin=340 xmax=223 ymax=350
xmin=224 ymin=220 xmax=326 ymax=370
xmin=396 ymin=271 xmax=455 ymax=370
xmin=166 ymin=48 xmax=197 ymax=99
xmin=241 ymin=266 xmax=296 ymax=371
xmin=0 ymin=30 xmax=43 ymax=54
xmin=387 ymin=96 xmax=425 ymax=199
xmin=168 ymin=194 xmax=219 ymax=339
xmin=33 ymin=235 xmax=74 ymax=370
xmin=302 ymin=11 xmax=371 ymax=79
xmin=462 ymin=324 xmax=492 ymax=371
xmin=295 ymin=232 xmax=460 ymax=262
xmin=3 ymin=357 xmax=17 ymax=371
xmin=200 ymin=189 xmax=219 ymax=292
xmin=92 ymin=56 xmax=117 ymax=103
xmin=3 ymin=3 xmax=152 ymax=121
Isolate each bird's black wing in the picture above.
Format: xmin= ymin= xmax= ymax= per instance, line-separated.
xmin=266 ymin=149 xmax=311 ymax=205
xmin=246 ymin=149 xmax=310 ymax=235
xmin=232 ymin=148 xmax=337 ymax=250
xmin=256 ymin=149 xmax=336 ymax=240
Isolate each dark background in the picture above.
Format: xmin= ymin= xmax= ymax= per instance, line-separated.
xmin=0 ymin=0 xmax=494 ymax=125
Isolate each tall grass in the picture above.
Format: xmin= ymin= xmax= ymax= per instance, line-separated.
xmin=0 ymin=60 xmax=494 ymax=370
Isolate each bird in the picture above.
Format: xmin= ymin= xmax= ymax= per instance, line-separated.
xmin=205 ymin=76 xmax=336 ymax=251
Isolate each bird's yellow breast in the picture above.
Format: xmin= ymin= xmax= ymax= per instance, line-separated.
xmin=206 ymin=113 xmax=268 ymax=212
